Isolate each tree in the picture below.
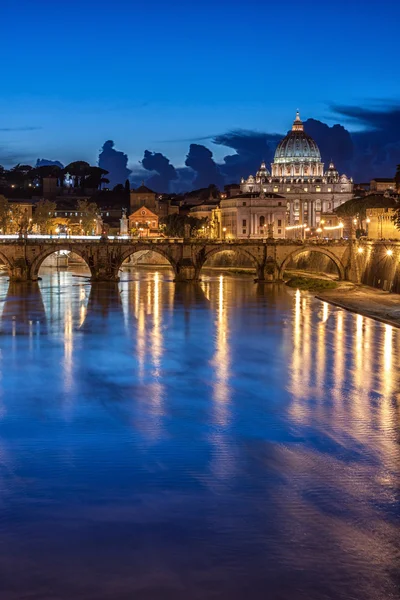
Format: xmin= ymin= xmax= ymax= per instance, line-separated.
xmin=84 ymin=166 xmax=109 ymax=191
xmin=8 ymin=204 xmax=29 ymax=233
xmin=391 ymin=197 xmax=400 ymax=230
xmin=124 ymin=179 xmax=130 ymax=193
xmin=76 ymin=199 xmax=100 ymax=234
xmin=33 ymin=199 xmax=56 ymax=233
xmin=33 ymin=165 xmax=62 ymax=187
xmin=64 ymin=161 xmax=91 ymax=189
xmin=0 ymin=195 xmax=10 ymax=232
xmin=160 ymin=214 xmax=207 ymax=237
xmin=395 ymin=164 xmax=400 ymax=192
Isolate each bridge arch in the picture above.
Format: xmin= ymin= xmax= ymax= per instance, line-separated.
xmin=29 ymin=245 xmax=93 ymax=279
xmin=278 ymin=246 xmax=346 ymax=280
xmin=118 ymin=245 xmax=177 ymax=276
xmin=0 ymin=250 xmax=13 ymax=277
xmin=197 ymin=245 xmax=261 ymax=277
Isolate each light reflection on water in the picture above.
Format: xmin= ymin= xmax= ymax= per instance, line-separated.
xmin=0 ymin=267 xmax=399 ymax=600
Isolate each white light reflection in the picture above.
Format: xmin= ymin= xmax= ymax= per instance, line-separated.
xmin=212 ymin=275 xmax=230 ymax=425
xmin=150 ymin=272 xmax=164 ymax=412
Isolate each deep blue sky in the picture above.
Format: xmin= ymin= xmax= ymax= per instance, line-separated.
xmin=2 ymin=0 xmax=399 ymax=170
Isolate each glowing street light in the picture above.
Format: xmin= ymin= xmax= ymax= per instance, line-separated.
xmin=387 ymin=249 xmax=393 ymax=256
xmin=357 ymin=247 xmax=364 ymax=254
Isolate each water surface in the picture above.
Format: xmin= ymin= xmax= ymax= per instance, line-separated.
xmin=0 ymin=268 xmax=399 ymax=600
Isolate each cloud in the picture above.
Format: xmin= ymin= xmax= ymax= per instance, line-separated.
xmin=213 ymin=129 xmax=281 ymax=181
xmin=185 ymin=144 xmax=224 ymax=189
xmin=141 ymin=150 xmax=178 ymax=192
xmin=331 ymin=103 xmax=400 ymax=180
xmin=0 ymin=126 xmax=42 ymax=132
xmin=98 ymin=140 xmax=132 ymax=187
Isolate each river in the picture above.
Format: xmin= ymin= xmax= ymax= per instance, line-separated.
xmin=0 ymin=267 xmax=399 ymax=600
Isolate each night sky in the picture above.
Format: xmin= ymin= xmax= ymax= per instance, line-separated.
xmin=2 ymin=0 xmax=400 ymax=185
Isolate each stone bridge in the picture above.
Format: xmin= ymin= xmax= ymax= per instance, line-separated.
xmin=0 ymin=237 xmax=362 ymax=283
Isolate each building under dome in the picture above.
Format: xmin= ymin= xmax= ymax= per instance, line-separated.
xmin=240 ymin=111 xmax=354 ymax=230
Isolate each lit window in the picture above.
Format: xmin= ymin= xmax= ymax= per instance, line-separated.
xmin=273 ymin=186 xmax=279 ymax=193
xmin=304 ymin=187 xmax=308 ymax=192
xmin=316 ymin=186 xmax=321 ymax=192
xmin=286 ymin=187 xmax=291 ymax=192
xmin=328 ymin=187 xmax=332 ymax=192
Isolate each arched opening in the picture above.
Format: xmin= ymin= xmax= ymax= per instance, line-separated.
xmin=200 ymin=248 xmax=257 ymax=278
xmin=33 ymin=247 xmax=92 ymax=283
xmin=119 ymin=248 xmax=175 ymax=282
xmin=0 ymin=252 xmax=11 ymax=279
xmin=259 ymin=215 xmax=265 ymax=228
xmin=280 ymin=248 xmax=344 ymax=281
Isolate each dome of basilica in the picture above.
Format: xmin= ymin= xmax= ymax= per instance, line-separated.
xmin=274 ymin=111 xmax=321 ymax=164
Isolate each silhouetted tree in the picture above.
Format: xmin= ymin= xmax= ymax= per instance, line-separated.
xmin=64 ymin=161 xmax=91 ymax=189
xmin=395 ymin=164 xmax=400 ymax=191
xmin=124 ymin=179 xmax=130 ymax=193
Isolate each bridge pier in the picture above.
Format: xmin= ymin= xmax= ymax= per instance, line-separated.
xmin=255 ymin=260 xmax=281 ymax=283
xmin=9 ymin=260 xmax=31 ymax=282
xmin=90 ymin=266 xmax=120 ymax=283
xmin=174 ymin=259 xmax=199 ymax=283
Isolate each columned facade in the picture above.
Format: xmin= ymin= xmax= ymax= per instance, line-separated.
xmin=240 ymin=112 xmax=354 ymax=229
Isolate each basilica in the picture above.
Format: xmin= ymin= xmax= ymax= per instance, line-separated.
xmin=240 ymin=111 xmax=353 ymax=226
xmin=214 ymin=111 xmax=353 ymax=238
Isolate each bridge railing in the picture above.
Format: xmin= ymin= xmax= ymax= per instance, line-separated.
xmin=0 ymin=234 xmax=351 ymax=247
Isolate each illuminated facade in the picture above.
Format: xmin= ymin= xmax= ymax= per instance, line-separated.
xmin=240 ymin=111 xmax=354 ymax=227
xmin=213 ymin=192 xmax=287 ymax=239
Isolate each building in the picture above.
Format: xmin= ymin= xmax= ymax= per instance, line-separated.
xmin=370 ymin=178 xmax=396 ymax=193
xmin=128 ymin=206 xmax=159 ymax=236
xmin=213 ymin=192 xmax=287 ymax=239
xmin=130 ymin=184 xmax=157 ymax=213
xmin=130 ymin=185 xmax=179 ymax=218
xmin=240 ymin=111 xmax=354 ymax=227
xmin=366 ymin=207 xmax=400 ymax=240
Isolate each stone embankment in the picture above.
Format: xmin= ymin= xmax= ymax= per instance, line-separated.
xmin=317 ymin=283 xmax=400 ymax=328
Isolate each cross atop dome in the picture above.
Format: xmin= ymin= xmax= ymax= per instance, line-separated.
xmin=292 ymin=110 xmax=304 ymax=132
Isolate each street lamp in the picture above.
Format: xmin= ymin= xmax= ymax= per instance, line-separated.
xmin=222 ymin=226 xmax=226 ymax=240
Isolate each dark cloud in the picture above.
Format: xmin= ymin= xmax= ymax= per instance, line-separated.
xmin=0 ymin=148 xmax=34 ymax=167
xmin=141 ymin=150 xmax=178 ymax=192
xmin=331 ymin=103 xmax=400 ymax=180
xmin=36 ymin=158 xmax=64 ymax=169
xmin=302 ymin=119 xmax=354 ymax=175
xmin=0 ymin=126 xmax=42 ymax=132
xmin=185 ymin=144 xmax=224 ymax=189
xmin=98 ymin=140 xmax=132 ymax=187
xmin=213 ymin=130 xmax=281 ymax=181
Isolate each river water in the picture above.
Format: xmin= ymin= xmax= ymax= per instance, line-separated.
xmin=0 ymin=267 xmax=399 ymax=600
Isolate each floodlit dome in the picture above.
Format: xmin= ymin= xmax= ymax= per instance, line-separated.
xmin=274 ymin=111 xmax=321 ymax=164
xmin=256 ymin=161 xmax=270 ymax=178
xmin=325 ymin=161 xmax=339 ymax=180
